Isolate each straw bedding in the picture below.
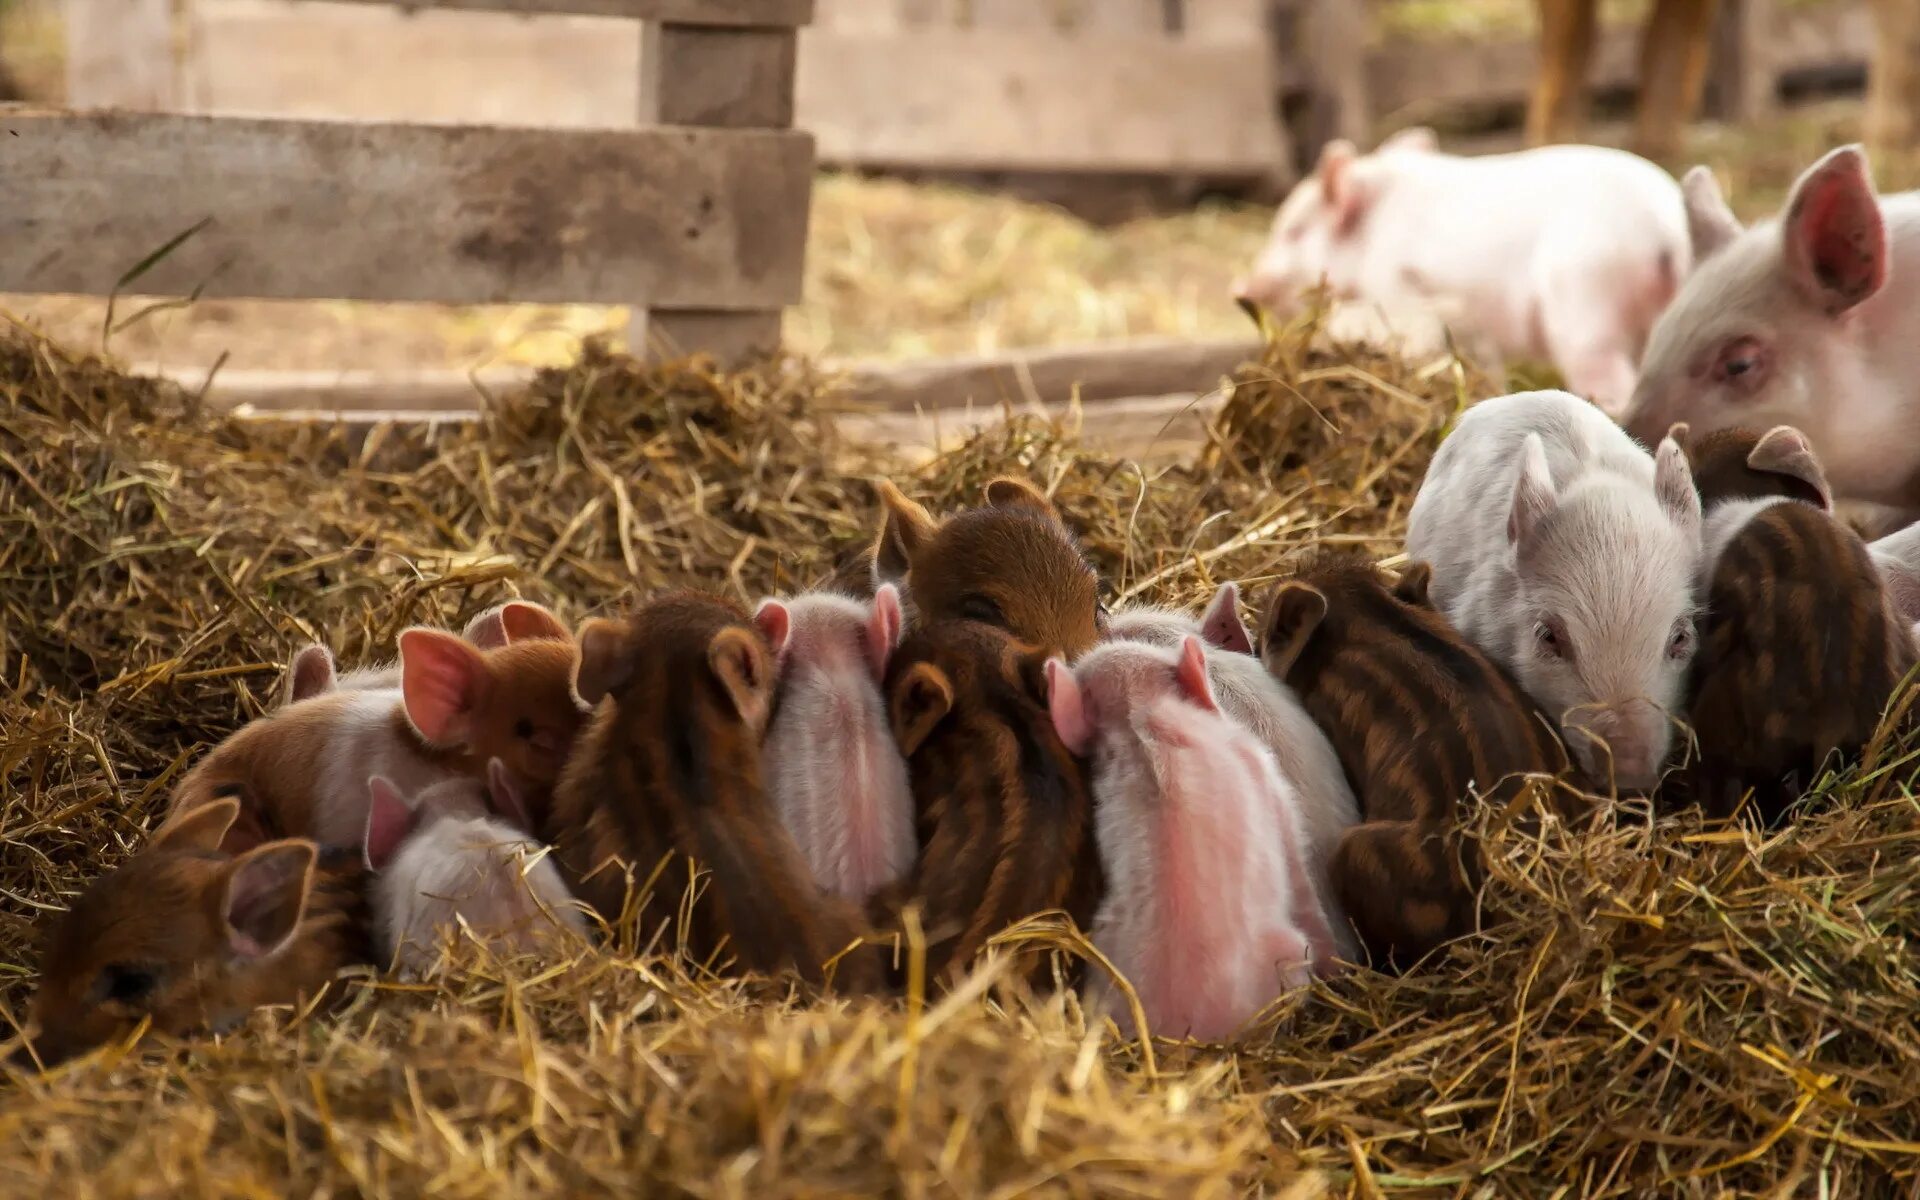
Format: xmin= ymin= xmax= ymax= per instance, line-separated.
xmin=1 ymin=318 xmax=1917 ymax=1197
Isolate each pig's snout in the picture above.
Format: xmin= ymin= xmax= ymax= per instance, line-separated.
xmin=1562 ymin=699 xmax=1672 ymax=791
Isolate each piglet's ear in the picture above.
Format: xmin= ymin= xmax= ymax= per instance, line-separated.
xmin=866 ymin=584 xmax=904 ymax=680
xmin=1393 ymin=561 xmax=1435 ymax=608
xmin=1682 ymin=166 xmax=1743 ymax=262
xmin=485 ymin=758 xmax=536 ymax=833
xmin=873 ymin=481 xmax=937 ymax=586
xmin=1507 ymin=435 xmax=1558 ymax=548
xmin=754 ymin=598 xmax=793 ymax=664
xmin=1044 ymin=658 xmax=1094 ymax=756
xmin=500 ymin=601 xmax=571 ymax=646
xmin=284 ymin=644 xmax=337 ymax=706
xmin=1198 ymin=582 xmax=1254 ymax=656
xmin=573 ymin=617 xmax=633 ymax=707
xmin=400 ymin=628 xmax=491 ymax=748
xmin=1782 ymin=145 xmax=1886 ymax=315
xmin=152 ymin=797 xmax=242 ymax=854
xmin=223 ymin=840 xmax=316 ymax=960
xmin=462 ymin=605 xmax=510 ymax=650
xmin=708 ymin=627 xmax=774 ymax=737
xmin=889 ymin=662 xmax=953 ymax=757
xmin=1261 ymin=582 xmax=1329 ymax=679
xmin=984 ymin=477 xmax=1060 ymax=521
xmin=362 ymin=778 xmax=417 ymax=872
xmin=1654 ymin=435 xmax=1703 ymax=538
xmin=1747 ymin=425 xmax=1832 ymax=511
xmin=1175 ymin=637 xmax=1218 ymax=712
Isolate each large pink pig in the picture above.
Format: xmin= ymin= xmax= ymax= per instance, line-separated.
xmin=1236 ymin=130 xmax=1689 ymax=416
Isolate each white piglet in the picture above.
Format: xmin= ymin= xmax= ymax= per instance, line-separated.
xmin=363 ymin=760 xmax=586 ymax=977
xmin=1048 ymin=637 xmax=1343 ymax=1042
xmin=1406 ymin=390 xmax=1703 ymax=789
xmin=1236 ymin=131 xmax=1689 ymax=415
xmin=754 ymin=584 xmax=915 ymax=903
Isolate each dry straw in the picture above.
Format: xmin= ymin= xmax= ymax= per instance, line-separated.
xmin=0 ymin=315 xmax=1916 ymax=1195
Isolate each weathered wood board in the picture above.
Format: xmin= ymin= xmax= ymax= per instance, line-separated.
xmin=310 ymin=0 xmax=810 ymax=25
xmin=0 ymin=109 xmax=812 ymax=309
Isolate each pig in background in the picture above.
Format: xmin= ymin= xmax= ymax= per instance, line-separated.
xmin=1407 ymin=390 xmax=1702 ymax=790
xmin=1048 ymin=638 xmax=1343 ymax=1041
xmin=1624 ymin=146 xmax=1920 ymax=513
xmin=1235 ymin=129 xmax=1689 ymax=415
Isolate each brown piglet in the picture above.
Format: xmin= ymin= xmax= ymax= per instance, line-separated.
xmin=1672 ymin=422 xmax=1832 ymax=512
xmin=23 ymin=798 xmax=372 ymax=1066
xmin=872 ymin=477 xmax=1104 ymax=658
xmin=875 ymin=618 xmax=1103 ymax=986
xmin=1261 ymin=555 xmax=1570 ymax=968
xmin=276 ymin=600 xmax=551 ymax=707
xmin=544 ymin=590 xmax=880 ymax=992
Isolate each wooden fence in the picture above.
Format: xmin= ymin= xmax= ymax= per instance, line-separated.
xmin=18 ymin=0 xmax=814 ymax=363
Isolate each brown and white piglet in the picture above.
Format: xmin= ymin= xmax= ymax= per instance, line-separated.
xmin=544 ymin=590 xmax=880 ymax=992
xmin=875 ymin=618 xmax=1102 ymax=985
xmin=755 ymin=584 xmax=916 ymax=903
xmin=1261 ymin=556 xmax=1570 ymax=969
xmin=277 ymin=601 xmax=559 ymax=706
xmin=23 ymin=798 xmax=371 ymax=1066
xmin=871 ymin=476 xmax=1104 ymax=658
xmin=1049 ymin=637 xmax=1341 ymax=1041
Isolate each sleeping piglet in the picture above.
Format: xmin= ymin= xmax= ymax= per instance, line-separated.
xmin=1406 ymin=389 xmax=1702 ymax=790
xmin=363 ymin=760 xmax=585 ymax=977
xmin=1048 ymin=637 xmax=1342 ymax=1040
xmin=754 ymin=584 xmax=915 ymax=903
xmin=278 ymin=601 xmax=558 ymax=706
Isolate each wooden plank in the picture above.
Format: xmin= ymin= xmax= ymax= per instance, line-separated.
xmin=311 ymin=0 xmax=811 ymax=26
xmin=632 ymin=308 xmax=783 ymax=360
xmin=796 ymin=29 xmax=1285 ymax=173
xmin=639 ymin=23 xmax=796 ymax=127
xmin=834 ymin=337 xmax=1260 ymax=412
xmin=964 ymin=0 xmax=1167 ymax=33
xmin=0 ymin=110 xmax=813 ymax=309
xmin=63 ymin=0 xmax=178 ymax=109
xmin=1366 ymin=26 xmax=1638 ymax=116
xmin=1181 ymin=0 xmax=1269 ymax=40
xmin=1771 ymin=0 xmax=1871 ymax=71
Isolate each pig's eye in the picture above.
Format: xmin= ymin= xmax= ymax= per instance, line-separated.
xmin=1709 ymin=337 xmax=1768 ymax=388
xmin=1535 ymin=620 xmax=1573 ymax=662
xmin=1667 ymin=619 xmax=1696 ymax=660
xmin=96 ymin=963 xmax=159 ymax=1007
xmin=513 ymin=718 xmax=534 ymax=740
xmin=959 ymin=595 xmax=1006 ymax=627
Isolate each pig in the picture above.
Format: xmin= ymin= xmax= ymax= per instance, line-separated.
xmin=277 ymin=601 xmax=563 ymax=706
xmin=362 ymin=760 xmax=586 ymax=977
xmin=165 ymin=616 xmax=586 ymax=854
xmin=872 ymin=476 xmax=1104 ymax=658
xmin=1260 ymin=555 xmax=1571 ymax=967
xmin=1672 ymin=423 xmax=1831 ymax=514
xmin=1047 ymin=637 xmax=1342 ymax=1040
xmin=24 ymin=797 xmax=372 ymax=1065
xmin=1235 ymin=130 xmax=1689 ymax=415
xmin=1623 ymin=146 xmax=1920 ymax=509
xmin=1106 ymin=583 xmax=1361 ymax=929
xmin=544 ymin=591 xmax=881 ymax=992
xmin=876 ymin=618 xmax=1102 ymax=986
xmin=1871 ymin=519 xmax=1920 ymax=624
xmin=754 ymin=585 xmax=916 ymax=903
xmin=1405 ymin=389 xmax=1702 ymax=789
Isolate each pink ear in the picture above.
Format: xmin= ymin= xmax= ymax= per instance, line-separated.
xmin=500 ymin=601 xmax=571 ymax=645
xmin=1198 ymin=583 xmax=1254 ymax=656
xmin=1176 ymin=636 xmax=1218 ymax=711
xmin=1782 ymin=145 xmax=1886 ymax=314
xmin=1045 ymin=658 xmax=1094 ymax=756
xmin=462 ymin=605 xmax=509 ymax=650
xmin=362 ymin=777 xmax=418 ymax=871
xmin=399 ymin=628 xmax=489 ymax=746
xmin=286 ymin=645 xmax=337 ymax=704
xmin=485 ymin=758 xmax=536 ymax=833
xmin=866 ymin=584 xmax=904 ymax=679
xmin=754 ymin=599 xmax=793 ymax=663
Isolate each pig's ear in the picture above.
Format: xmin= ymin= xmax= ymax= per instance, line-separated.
xmin=500 ymin=601 xmax=571 ymax=645
xmin=873 ymin=480 xmax=936 ymax=585
xmin=1045 ymin=658 xmax=1095 ymax=755
xmin=1393 ymin=561 xmax=1434 ymax=608
xmin=1507 ymin=435 xmax=1558 ymax=548
xmin=1316 ymin=139 xmax=1370 ymax=234
xmin=1175 ymin=637 xmax=1218 ymax=712
xmin=1379 ymin=125 xmax=1437 ymax=154
xmin=889 ymin=662 xmax=953 ymax=757
xmin=362 ymin=777 xmax=418 ymax=871
xmin=1261 ymin=583 xmax=1329 ymax=678
xmin=1682 ymin=166 xmax=1743 ymax=261
xmin=152 ymin=797 xmax=242 ymax=854
xmin=1199 ymin=583 xmax=1254 ymax=656
xmin=708 ymin=627 xmax=774 ymax=736
xmin=574 ymin=617 xmax=633 ymax=706
xmin=1316 ymin=139 xmax=1356 ymax=192
xmin=1782 ymin=145 xmax=1886 ymax=315
xmin=866 ymin=584 xmax=904 ymax=679
xmin=1747 ymin=425 xmax=1832 ymax=510
xmin=1654 ymin=436 xmax=1704 ymax=537
xmin=984 ymin=477 xmax=1061 ymax=521
xmin=222 ymin=840 xmax=316 ymax=960
xmin=284 ymin=644 xmax=337 ymax=706
xmin=400 ymin=628 xmax=491 ymax=747
xmin=1665 ymin=420 xmax=1693 ymax=451
xmin=461 ymin=605 xmax=510 ymax=650
xmin=753 ymin=599 xmax=793 ymax=663
xmin=484 ymin=758 xmax=536 ymax=833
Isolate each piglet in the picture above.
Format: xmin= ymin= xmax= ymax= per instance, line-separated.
xmin=754 ymin=585 xmax=915 ymax=903
xmin=1406 ymin=389 xmax=1702 ymax=789
xmin=1048 ymin=637 xmax=1339 ymax=1041
xmin=362 ymin=760 xmax=585 ymax=977
xmin=24 ymin=797 xmax=371 ymax=1065
xmin=872 ymin=476 xmax=1105 ymax=658
xmin=545 ymin=590 xmax=880 ymax=992
xmin=277 ymin=601 xmax=562 ymax=706
xmin=1262 ymin=555 xmax=1570 ymax=968
xmin=876 ymin=618 xmax=1102 ymax=986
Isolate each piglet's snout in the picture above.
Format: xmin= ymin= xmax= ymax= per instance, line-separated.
xmin=1562 ymin=699 xmax=1671 ymax=790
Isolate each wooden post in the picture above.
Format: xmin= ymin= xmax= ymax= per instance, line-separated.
xmin=1633 ymin=0 xmax=1718 ymax=161
xmin=632 ymin=17 xmax=804 ymax=363
xmin=63 ymin=0 xmax=179 ymax=110
xmin=1528 ymin=0 xmax=1598 ymax=146
xmin=1705 ymin=0 xmax=1776 ymax=124
xmin=1291 ymin=0 xmax=1368 ymax=168
xmin=1867 ymin=0 xmax=1920 ymax=156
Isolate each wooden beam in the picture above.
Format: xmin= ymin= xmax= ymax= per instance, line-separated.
xmin=63 ymin=0 xmax=178 ymax=109
xmin=1367 ymin=27 xmax=1639 ymax=117
xmin=312 ymin=0 xmax=811 ymax=26
xmin=639 ymin=23 xmax=797 ymax=128
xmin=833 ymin=337 xmax=1260 ymax=412
xmin=0 ymin=110 xmax=812 ymax=310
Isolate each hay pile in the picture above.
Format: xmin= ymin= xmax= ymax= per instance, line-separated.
xmin=2 ymin=318 xmax=1917 ymax=1196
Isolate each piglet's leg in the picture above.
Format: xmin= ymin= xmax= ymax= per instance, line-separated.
xmin=1331 ymin=819 xmax=1476 ymax=969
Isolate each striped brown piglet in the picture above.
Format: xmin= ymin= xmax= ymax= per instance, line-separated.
xmin=1260 ymin=555 xmax=1570 ymax=969
xmin=23 ymin=797 xmax=372 ymax=1065
xmin=876 ymin=618 xmax=1102 ymax=986
xmin=544 ymin=591 xmax=881 ymax=991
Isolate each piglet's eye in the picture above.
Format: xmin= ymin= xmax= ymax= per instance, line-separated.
xmin=1535 ymin=621 xmax=1572 ymax=662
xmin=513 ymin=718 xmax=534 ymax=740
xmin=959 ymin=595 xmax=1006 ymax=627
xmin=98 ymin=963 xmax=158 ymax=1006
